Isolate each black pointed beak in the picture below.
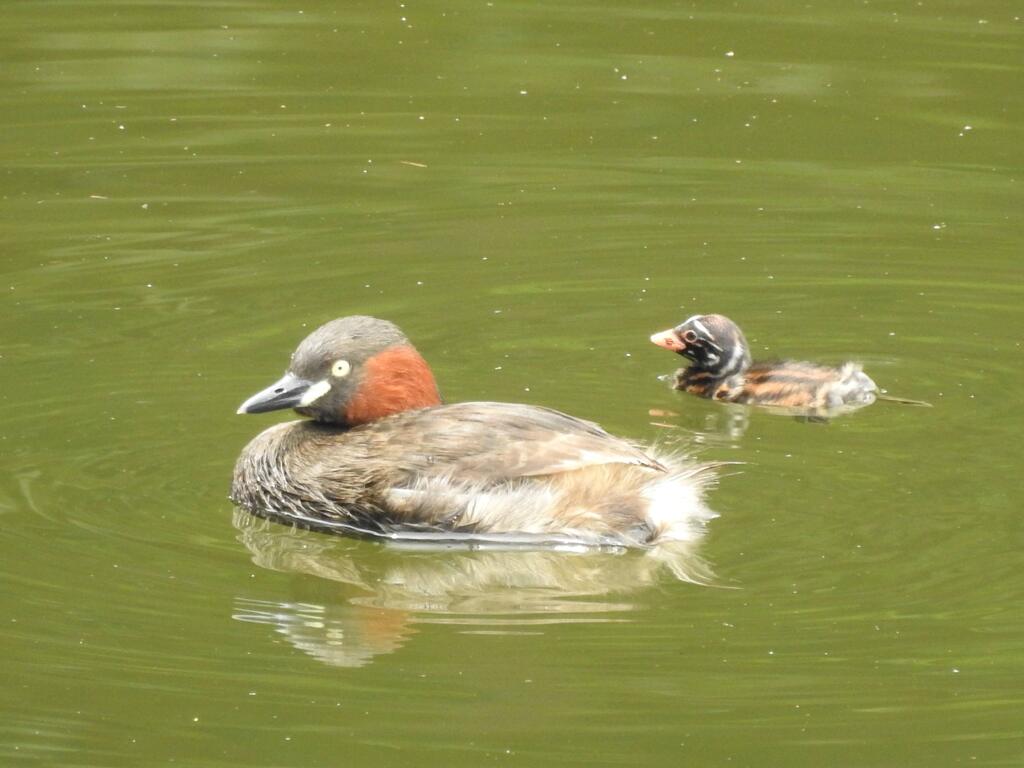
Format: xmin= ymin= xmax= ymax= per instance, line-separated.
xmin=237 ymin=372 xmax=314 ymax=414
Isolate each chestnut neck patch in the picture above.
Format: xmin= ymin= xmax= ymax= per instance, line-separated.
xmin=344 ymin=345 xmax=441 ymax=425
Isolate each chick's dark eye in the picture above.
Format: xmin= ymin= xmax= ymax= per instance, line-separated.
xmin=682 ymin=329 xmax=699 ymax=344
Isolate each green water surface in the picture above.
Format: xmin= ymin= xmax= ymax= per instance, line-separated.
xmin=2 ymin=1 xmax=1022 ymax=765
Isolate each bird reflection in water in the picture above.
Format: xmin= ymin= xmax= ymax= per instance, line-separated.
xmin=230 ymin=510 xmax=715 ymax=668
xmin=648 ymin=394 xmax=885 ymax=444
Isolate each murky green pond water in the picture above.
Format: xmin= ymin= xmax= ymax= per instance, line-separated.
xmin=3 ymin=1 xmax=1022 ymax=765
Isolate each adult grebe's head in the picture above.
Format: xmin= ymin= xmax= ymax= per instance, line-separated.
xmin=237 ymin=316 xmax=441 ymax=425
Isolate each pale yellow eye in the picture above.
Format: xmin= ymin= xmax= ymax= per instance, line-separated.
xmin=331 ymin=359 xmax=351 ymax=378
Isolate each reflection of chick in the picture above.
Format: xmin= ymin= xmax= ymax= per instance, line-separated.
xmin=231 ymin=512 xmax=715 ymax=667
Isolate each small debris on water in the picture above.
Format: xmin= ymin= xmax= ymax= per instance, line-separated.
xmin=648 ymin=409 xmax=679 ymax=418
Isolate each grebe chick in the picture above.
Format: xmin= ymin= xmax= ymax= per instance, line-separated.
xmin=650 ymin=314 xmax=877 ymax=412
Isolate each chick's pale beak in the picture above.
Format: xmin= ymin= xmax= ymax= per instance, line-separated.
xmin=237 ymin=372 xmax=314 ymax=414
xmin=650 ymin=328 xmax=686 ymax=353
